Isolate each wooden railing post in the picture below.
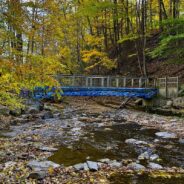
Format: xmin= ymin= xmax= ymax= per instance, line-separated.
xmin=101 ymin=77 xmax=104 ymax=87
xmin=107 ymin=76 xmax=110 ymax=87
xmin=116 ymin=78 xmax=119 ymax=87
xmin=85 ymin=77 xmax=88 ymax=87
xmin=165 ymin=77 xmax=168 ymax=98
xmin=131 ymin=78 xmax=134 ymax=87
xmin=139 ymin=78 xmax=142 ymax=88
xmin=176 ymin=76 xmax=179 ymax=97
xmin=72 ymin=76 xmax=75 ymax=86
xmin=123 ymin=77 xmax=126 ymax=87
xmin=90 ymin=77 xmax=93 ymax=87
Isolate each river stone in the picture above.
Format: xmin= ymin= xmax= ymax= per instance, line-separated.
xmin=42 ymin=111 xmax=54 ymax=119
xmin=84 ymin=163 xmax=89 ymax=171
xmin=179 ymin=138 xmax=184 ymax=144
xmin=39 ymin=147 xmax=58 ymax=152
xmin=28 ymin=160 xmax=60 ymax=171
xmin=127 ymin=163 xmax=145 ymax=170
xmin=155 ymin=132 xmax=177 ymax=139
xmin=86 ymin=161 xmax=98 ymax=171
xmin=73 ymin=163 xmax=84 ymax=171
xmin=108 ymin=160 xmax=122 ymax=168
xmin=98 ymin=158 xmax=111 ymax=164
xmin=125 ymin=139 xmax=148 ymax=145
xmin=104 ymin=128 xmax=112 ymax=131
xmin=148 ymin=162 xmax=163 ymax=170
xmin=150 ymin=154 xmax=159 ymax=161
xmin=28 ymin=171 xmax=47 ymax=180
xmin=0 ymin=105 xmax=10 ymax=115
xmin=166 ymin=100 xmax=173 ymax=107
xmin=10 ymin=109 xmax=22 ymax=116
xmin=28 ymin=107 xmax=39 ymax=114
xmin=138 ymin=152 xmax=150 ymax=160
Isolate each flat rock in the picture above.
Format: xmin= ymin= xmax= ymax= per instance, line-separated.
xmin=127 ymin=162 xmax=145 ymax=170
xmin=86 ymin=161 xmax=98 ymax=171
xmin=28 ymin=160 xmax=60 ymax=171
xmin=98 ymin=158 xmax=111 ymax=163
xmin=84 ymin=163 xmax=89 ymax=171
xmin=125 ymin=139 xmax=148 ymax=145
xmin=104 ymin=128 xmax=112 ymax=131
xmin=155 ymin=132 xmax=177 ymax=139
xmin=147 ymin=162 xmax=163 ymax=170
xmin=73 ymin=163 xmax=84 ymax=171
xmin=39 ymin=147 xmax=58 ymax=152
xmin=108 ymin=160 xmax=122 ymax=168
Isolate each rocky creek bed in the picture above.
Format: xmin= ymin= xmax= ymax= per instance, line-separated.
xmin=0 ymin=97 xmax=184 ymax=183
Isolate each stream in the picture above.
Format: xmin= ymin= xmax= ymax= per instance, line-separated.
xmin=1 ymin=103 xmax=184 ymax=183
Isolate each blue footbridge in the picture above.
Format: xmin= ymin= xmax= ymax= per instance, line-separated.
xmin=23 ymin=75 xmax=158 ymax=100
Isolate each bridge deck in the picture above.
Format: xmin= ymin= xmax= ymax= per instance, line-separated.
xmin=28 ymin=75 xmax=158 ymax=100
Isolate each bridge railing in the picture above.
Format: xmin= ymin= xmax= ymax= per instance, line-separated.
xmin=56 ymin=75 xmax=156 ymax=88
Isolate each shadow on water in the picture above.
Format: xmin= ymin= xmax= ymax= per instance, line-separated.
xmin=49 ymin=142 xmax=117 ymax=166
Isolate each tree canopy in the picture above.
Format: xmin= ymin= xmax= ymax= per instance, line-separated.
xmin=0 ymin=0 xmax=184 ymax=108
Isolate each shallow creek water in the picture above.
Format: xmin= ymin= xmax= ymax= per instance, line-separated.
xmin=48 ymin=118 xmax=184 ymax=168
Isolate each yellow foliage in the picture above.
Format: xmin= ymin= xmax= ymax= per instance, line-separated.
xmin=0 ymin=55 xmax=63 ymax=109
xmin=85 ymin=35 xmax=104 ymax=48
xmin=81 ymin=49 xmax=116 ymax=72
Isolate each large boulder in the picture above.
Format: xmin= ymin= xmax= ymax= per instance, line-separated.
xmin=0 ymin=105 xmax=10 ymax=115
xmin=9 ymin=109 xmax=22 ymax=116
xmin=26 ymin=101 xmax=44 ymax=114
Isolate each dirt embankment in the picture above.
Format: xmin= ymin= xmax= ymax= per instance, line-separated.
xmin=110 ymin=33 xmax=184 ymax=83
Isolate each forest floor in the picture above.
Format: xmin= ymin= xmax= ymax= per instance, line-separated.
xmin=0 ymin=97 xmax=184 ymax=183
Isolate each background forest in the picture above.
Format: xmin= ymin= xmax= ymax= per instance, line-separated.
xmin=0 ymin=0 xmax=184 ymax=107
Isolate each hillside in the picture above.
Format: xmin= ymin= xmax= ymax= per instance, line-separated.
xmin=112 ymin=33 xmax=184 ymax=82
